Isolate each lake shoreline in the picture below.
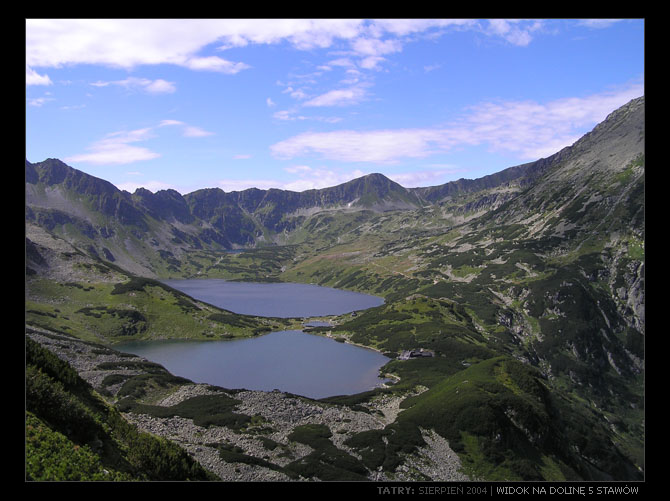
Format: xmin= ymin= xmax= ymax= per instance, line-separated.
xmin=114 ymin=328 xmax=392 ymax=400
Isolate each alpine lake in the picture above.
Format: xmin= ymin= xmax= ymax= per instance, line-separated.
xmin=115 ymin=279 xmax=389 ymax=400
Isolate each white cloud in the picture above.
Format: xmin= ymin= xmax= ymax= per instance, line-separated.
xmin=289 ymin=88 xmax=309 ymax=100
xmin=266 ymin=97 xmax=276 ymax=107
xmin=458 ymin=82 xmax=644 ymax=159
xmin=482 ymin=19 xmax=543 ymax=47
xmin=25 ymin=18 xmax=560 ymax=133
xmin=304 ymin=86 xmax=367 ymax=107
xmin=26 ymin=66 xmax=52 ymax=85
xmin=271 ymin=19 xmax=364 ymax=50
xmin=577 ymin=19 xmax=622 ymax=29
xmin=327 ymin=58 xmax=356 ymax=69
xmin=59 ymin=104 xmax=86 ymax=111
xmin=369 ymin=19 xmax=476 ymax=37
xmin=159 ymin=119 xmax=185 ymax=127
xmin=64 ymin=146 xmax=156 ymax=166
xmin=26 ymin=19 xmax=549 ymax=78
xmin=284 ymin=165 xmax=312 ymax=174
xmin=321 ymin=116 xmax=344 ymax=124
xmin=271 ymin=129 xmax=449 ymax=163
xmin=273 ymin=108 xmax=342 ymax=123
xmin=68 ymin=79 xmax=641 ymax=168
xmin=273 ymin=109 xmax=301 ymax=121
xmin=183 ymin=56 xmax=250 ymax=74
xmin=27 ymin=96 xmax=55 ymax=107
xmin=65 ymin=119 xmax=215 ymax=165
xmin=158 ymin=119 xmax=214 ymax=137
xmin=144 ymin=79 xmax=177 ymax=94
xmin=271 ymin=83 xmax=644 ymax=164
xmin=351 ymin=37 xmax=402 ymax=57
xmin=65 ymin=127 xmax=161 ymax=165
xmin=359 ymin=56 xmax=386 ymax=70
xmin=91 ymin=77 xmax=176 ymax=94
xmin=26 ymin=19 xmax=245 ymax=71
xmin=183 ymin=126 xmax=214 ymax=137
xmin=388 ymin=167 xmax=462 ymax=188
xmin=25 ymin=19 xmax=365 ymax=73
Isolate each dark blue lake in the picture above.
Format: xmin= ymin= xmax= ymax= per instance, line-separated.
xmin=116 ymin=280 xmax=389 ymax=399
xmin=116 ymin=330 xmax=390 ymax=399
xmin=161 ymin=279 xmax=384 ymax=318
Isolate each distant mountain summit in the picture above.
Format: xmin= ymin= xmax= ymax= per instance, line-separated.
xmin=26 ymin=96 xmax=644 ymax=278
xmin=316 ymin=172 xmax=424 ymax=210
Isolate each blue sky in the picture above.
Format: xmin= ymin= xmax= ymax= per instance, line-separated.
xmin=26 ymin=19 xmax=644 ymax=195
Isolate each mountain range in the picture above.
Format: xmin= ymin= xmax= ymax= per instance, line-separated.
xmin=26 ymin=126 xmax=572 ymax=277
xmin=25 ymin=96 xmax=645 ymax=482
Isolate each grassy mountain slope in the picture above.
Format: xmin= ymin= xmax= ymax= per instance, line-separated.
xmin=26 ymin=222 xmax=294 ymax=345
xmin=26 ymin=335 xmax=218 ymax=481
xmin=293 ymin=98 xmax=645 ymax=478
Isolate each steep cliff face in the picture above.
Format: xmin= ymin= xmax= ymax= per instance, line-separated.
xmin=27 ymin=158 xmax=148 ymax=228
xmin=132 ymin=188 xmax=195 ymax=224
xmin=411 ymin=152 xmax=562 ymax=204
xmin=477 ymin=97 xmax=645 ymax=338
